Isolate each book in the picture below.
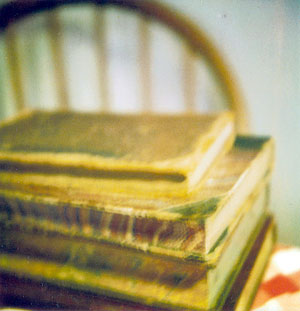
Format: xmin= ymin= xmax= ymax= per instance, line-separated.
xmin=0 ymin=110 xmax=235 ymax=197
xmin=223 ymin=216 xmax=276 ymax=311
xmin=0 ymin=112 xmax=276 ymax=310
xmin=0 ymin=217 xmax=275 ymax=311
xmin=0 ymin=135 xmax=274 ymax=257
xmin=0 ymin=183 xmax=270 ymax=311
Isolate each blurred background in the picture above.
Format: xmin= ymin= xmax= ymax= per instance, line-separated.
xmin=0 ymin=0 xmax=299 ymax=245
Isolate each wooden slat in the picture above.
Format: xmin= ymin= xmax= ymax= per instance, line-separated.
xmin=4 ymin=26 xmax=25 ymax=112
xmin=94 ymin=8 xmax=110 ymax=112
xmin=138 ymin=16 xmax=152 ymax=112
xmin=47 ymin=10 xmax=69 ymax=110
xmin=182 ymin=45 xmax=196 ymax=112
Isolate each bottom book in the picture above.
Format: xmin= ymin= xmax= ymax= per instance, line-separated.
xmin=222 ymin=216 xmax=275 ymax=311
xmin=0 ymin=217 xmax=275 ymax=311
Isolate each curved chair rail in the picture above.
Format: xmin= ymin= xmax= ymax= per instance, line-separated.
xmin=0 ymin=0 xmax=248 ymax=132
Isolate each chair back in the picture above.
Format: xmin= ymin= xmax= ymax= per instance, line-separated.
xmin=0 ymin=0 xmax=248 ymax=132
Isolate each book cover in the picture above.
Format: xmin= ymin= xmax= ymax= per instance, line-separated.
xmin=0 ymin=110 xmax=235 ymax=196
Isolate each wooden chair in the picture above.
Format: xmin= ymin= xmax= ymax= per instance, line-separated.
xmin=0 ymin=0 xmax=248 ymax=132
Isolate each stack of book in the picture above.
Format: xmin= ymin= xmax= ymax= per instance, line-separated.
xmin=0 ymin=110 xmax=276 ymax=311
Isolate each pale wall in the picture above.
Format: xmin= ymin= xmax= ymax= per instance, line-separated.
xmin=162 ymin=0 xmax=300 ymax=245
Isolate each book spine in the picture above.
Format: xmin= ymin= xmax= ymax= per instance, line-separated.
xmin=1 ymin=226 xmax=206 ymax=288
xmin=0 ymin=190 xmax=205 ymax=255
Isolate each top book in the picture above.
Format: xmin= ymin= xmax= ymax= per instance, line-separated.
xmin=0 ymin=110 xmax=234 ymax=196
